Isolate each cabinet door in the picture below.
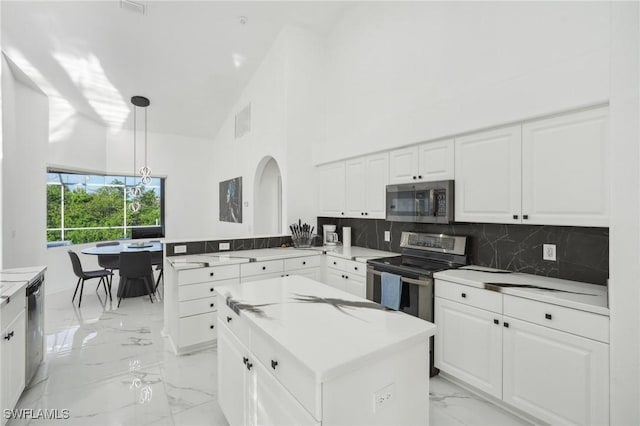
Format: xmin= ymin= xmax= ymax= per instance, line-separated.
xmin=240 ymin=272 xmax=284 ymax=284
xmin=254 ymin=358 xmax=319 ymax=426
xmin=522 ymin=107 xmax=609 ymax=226
xmin=389 ymin=146 xmax=419 ymax=184
xmin=286 ymin=268 xmax=320 ymax=281
xmin=1 ymin=310 xmax=26 ymax=414
xmin=345 ymin=274 xmax=366 ymax=298
xmin=455 ymin=126 xmax=521 ymax=224
xmin=326 ymin=269 xmax=347 ymax=292
xmin=344 ymin=158 xmax=366 ymax=218
xmin=364 ymin=152 xmax=389 ymax=218
xmin=317 ymin=162 xmax=346 ymax=217
xmin=417 ymin=139 xmax=454 ymax=181
xmin=218 ymin=324 xmax=249 ymax=426
xmin=434 ymin=297 xmax=503 ymax=399
xmin=503 ymin=317 xmax=609 ymax=426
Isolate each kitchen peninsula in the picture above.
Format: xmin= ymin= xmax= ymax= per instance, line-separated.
xmin=216 ymin=276 xmax=435 ymax=425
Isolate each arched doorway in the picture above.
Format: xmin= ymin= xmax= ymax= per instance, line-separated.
xmin=253 ymin=156 xmax=282 ymax=235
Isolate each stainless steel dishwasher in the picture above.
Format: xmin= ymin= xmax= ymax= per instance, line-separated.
xmin=26 ymin=274 xmax=44 ymax=385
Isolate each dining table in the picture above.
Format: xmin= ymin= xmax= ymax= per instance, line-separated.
xmin=81 ymin=241 xmax=163 ymax=298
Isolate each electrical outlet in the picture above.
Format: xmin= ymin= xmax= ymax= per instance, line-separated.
xmin=219 ymin=242 xmax=230 ymax=251
xmin=384 ymin=231 xmax=391 ymax=242
xmin=373 ymin=383 xmax=395 ymax=413
xmin=174 ymin=245 xmax=187 ymax=254
xmin=543 ymin=244 xmax=556 ymax=261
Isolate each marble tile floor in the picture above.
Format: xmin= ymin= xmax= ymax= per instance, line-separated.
xmin=7 ymin=285 xmax=532 ymax=426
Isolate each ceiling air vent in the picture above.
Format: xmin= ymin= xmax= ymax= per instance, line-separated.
xmin=235 ymin=104 xmax=251 ymax=139
xmin=120 ymin=0 xmax=146 ymax=15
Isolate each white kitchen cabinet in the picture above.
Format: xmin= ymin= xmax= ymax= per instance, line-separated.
xmin=455 ymin=106 xmax=609 ymax=226
xmin=502 ymin=317 xmax=609 ymax=426
xmin=1 ymin=306 xmax=26 ymax=425
xmin=389 ymin=139 xmax=454 ymax=184
xmin=344 ymin=158 xmax=366 ymax=218
xmin=218 ymin=324 xmax=251 ymax=426
xmin=521 ymin=107 xmax=609 ymax=227
xmin=343 ymin=153 xmax=389 ymax=219
xmin=325 ymin=256 xmax=367 ymax=298
xmin=434 ymin=297 xmax=503 ymax=399
xmin=318 ymin=162 xmax=346 ymax=217
xmin=455 ymin=125 xmax=522 ymax=224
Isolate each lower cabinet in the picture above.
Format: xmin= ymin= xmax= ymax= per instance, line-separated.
xmin=502 ymin=317 xmax=609 ymax=426
xmin=218 ymin=323 xmax=319 ymax=426
xmin=1 ymin=308 xmax=26 ymax=425
xmin=434 ymin=284 xmax=610 ymax=426
xmin=325 ymin=257 xmax=367 ymax=298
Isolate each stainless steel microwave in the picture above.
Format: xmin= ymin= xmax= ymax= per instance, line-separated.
xmin=386 ymin=180 xmax=454 ymax=224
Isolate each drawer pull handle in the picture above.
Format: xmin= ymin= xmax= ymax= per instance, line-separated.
xmin=243 ymin=357 xmax=248 ymax=365
xmin=513 ymin=214 xmax=518 ymax=220
xmin=341 ymin=275 xmax=345 ymax=278
xmin=302 ymin=261 xmax=306 ymax=265
xmin=345 ymin=275 xmax=349 ymax=279
xmin=503 ymin=322 xmax=510 ymax=328
xmin=210 ymin=325 xmax=214 ymax=329
xmin=226 ymin=316 xmax=232 ymax=323
xmin=246 ymin=362 xmax=253 ymax=371
xmin=354 ymin=266 xmax=358 ymax=271
xmin=545 ymin=313 xmax=552 ymax=320
xmin=4 ymin=331 xmax=14 ymax=340
xmin=210 ymin=272 xmax=214 ymax=277
xmin=271 ymin=360 xmax=278 ymax=370
xmin=210 ymin=288 xmax=214 ymax=292
xmin=461 ymin=293 xmax=467 ymax=298
xmin=412 ymin=176 xmax=417 ymax=180
xmin=333 ymin=261 xmax=337 ymax=265
xmin=493 ymin=319 xmax=499 ymax=325
xmin=262 ymin=266 xmax=266 ymax=270
xmin=210 ymin=303 xmax=214 ymax=308
xmin=523 ymin=215 xmax=529 ymax=220
xmin=361 ymin=212 xmax=364 ymax=216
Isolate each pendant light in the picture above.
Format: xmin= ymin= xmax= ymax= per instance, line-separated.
xmin=129 ymin=95 xmax=151 ymax=212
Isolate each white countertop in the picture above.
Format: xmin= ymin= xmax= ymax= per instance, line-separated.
xmin=434 ymin=266 xmax=609 ymax=316
xmin=322 ymin=246 xmax=399 ymax=262
xmin=216 ymin=276 xmax=436 ymax=381
xmin=167 ymin=255 xmax=250 ymax=270
xmin=167 ymin=247 xmax=322 ymax=270
xmin=0 ymin=265 xmax=47 ymax=307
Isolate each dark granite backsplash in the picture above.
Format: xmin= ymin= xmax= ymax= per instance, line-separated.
xmin=317 ymin=217 xmax=609 ymax=285
xmin=166 ymin=235 xmax=293 ymax=257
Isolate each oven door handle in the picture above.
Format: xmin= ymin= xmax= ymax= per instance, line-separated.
xmin=368 ymin=269 xmax=431 ymax=287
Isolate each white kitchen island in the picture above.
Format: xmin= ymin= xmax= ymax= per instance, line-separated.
xmin=215 ymin=276 xmax=435 ymax=426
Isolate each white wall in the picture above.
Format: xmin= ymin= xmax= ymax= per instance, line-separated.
xmin=1 ymin=55 xmax=48 ymax=270
xmin=210 ymin=26 xmax=323 ymax=237
xmin=608 ymin=2 xmax=640 ymax=424
xmin=47 ymin=113 xmax=107 ymax=173
xmin=254 ymin=158 xmax=281 ymax=235
xmin=316 ymin=1 xmax=611 ymax=164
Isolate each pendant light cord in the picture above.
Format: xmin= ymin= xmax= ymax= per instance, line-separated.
xmin=133 ymin=106 xmax=137 ymax=179
xmin=144 ymin=107 xmax=148 ymax=168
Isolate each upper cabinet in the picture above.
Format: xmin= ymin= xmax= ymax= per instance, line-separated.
xmin=318 ymin=161 xmax=346 ymax=217
xmin=389 ymin=139 xmax=454 ymax=184
xmin=521 ymin=107 xmax=609 ymax=227
xmin=455 ymin=107 xmax=609 ymax=227
xmin=455 ymin=126 xmax=522 ymax=224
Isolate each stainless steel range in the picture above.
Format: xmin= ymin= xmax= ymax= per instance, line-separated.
xmin=366 ymin=231 xmax=467 ymax=376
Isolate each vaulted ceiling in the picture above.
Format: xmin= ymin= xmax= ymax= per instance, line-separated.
xmin=1 ymin=1 xmax=349 ymax=139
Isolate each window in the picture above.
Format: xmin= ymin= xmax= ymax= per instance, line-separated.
xmin=46 ymin=171 xmax=165 ymax=245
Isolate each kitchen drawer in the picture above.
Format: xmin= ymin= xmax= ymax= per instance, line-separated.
xmin=1 ymin=291 xmax=25 ymax=332
xmin=178 ymin=264 xmax=240 ymax=285
xmin=179 ymin=278 xmax=239 ymax=301
xmin=241 ymin=260 xmax=284 ymax=278
xmin=435 ymin=280 xmax=502 ymax=314
xmin=217 ymin=294 xmax=251 ymax=346
xmin=240 ymin=272 xmax=284 ymax=284
xmin=178 ymin=312 xmax=217 ymax=348
xmin=326 ymin=257 xmax=366 ymax=277
xmin=179 ymin=296 xmax=217 ymax=318
xmin=284 ymin=255 xmax=320 ymax=271
xmin=251 ymin=327 xmax=320 ymax=421
xmin=503 ymin=295 xmax=609 ymax=343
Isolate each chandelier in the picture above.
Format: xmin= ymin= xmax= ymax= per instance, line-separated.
xmin=129 ymin=95 xmax=151 ymax=212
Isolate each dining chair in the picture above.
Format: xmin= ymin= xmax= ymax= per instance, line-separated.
xmin=96 ymin=241 xmax=120 ymax=299
xmin=150 ymin=244 xmax=164 ymax=294
xmin=68 ymin=250 xmax=112 ymax=307
xmin=118 ymin=251 xmax=155 ymax=308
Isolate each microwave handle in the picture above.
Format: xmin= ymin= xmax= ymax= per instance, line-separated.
xmin=428 ymin=189 xmax=436 ymax=217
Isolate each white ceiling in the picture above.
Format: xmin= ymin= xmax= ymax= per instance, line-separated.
xmin=1 ymin=1 xmax=349 ymax=139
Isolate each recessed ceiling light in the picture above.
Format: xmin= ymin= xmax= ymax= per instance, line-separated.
xmin=121 ymin=0 xmax=146 ymax=16
xmin=238 ymin=16 xmax=248 ymax=25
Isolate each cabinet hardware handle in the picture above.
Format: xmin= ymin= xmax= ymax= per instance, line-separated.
xmin=210 ymin=303 xmax=214 ymax=308
xmin=523 ymin=215 xmax=529 ymax=220
xmin=210 ymin=272 xmax=214 ymax=277
xmin=513 ymin=214 xmax=518 ymax=220
xmin=418 ymin=175 xmax=422 ymax=179
xmin=412 ymin=176 xmax=417 ymax=180
xmin=302 ymin=261 xmax=306 ymax=265
xmin=365 ymin=212 xmax=368 ymax=216
xmin=361 ymin=212 xmax=364 ymax=216
xmin=333 ymin=261 xmax=337 ymax=265
xmin=271 ymin=360 xmax=278 ymax=370
xmin=262 ymin=266 xmax=266 ymax=270
xmin=345 ymin=275 xmax=349 ymax=279
xmin=503 ymin=322 xmax=510 ymax=328
xmin=210 ymin=325 xmax=214 ymax=329
xmin=493 ymin=319 xmax=499 ymax=325
xmin=341 ymin=275 xmax=345 ymax=278
xmin=246 ymin=362 xmax=253 ymax=371
xmin=545 ymin=313 xmax=552 ymax=320
xmin=226 ymin=316 xmax=232 ymax=323
xmin=210 ymin=288 xmax=214 ymax=292
xmin=341 ymin=212 xmax=344 ymax=216
xmin=243 ymin=357 xmax=248 ymax=365
xmin=461 ymin=293 xmax=466 ymax=298
xmin=354 ymin=266 xmax=358 ymax=271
